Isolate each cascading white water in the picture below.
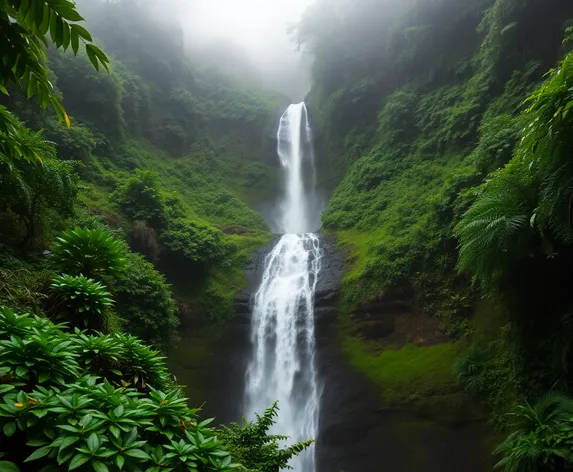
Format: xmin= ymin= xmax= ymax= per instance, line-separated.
xmin=245 ymin=102 xmax=321 ymax=472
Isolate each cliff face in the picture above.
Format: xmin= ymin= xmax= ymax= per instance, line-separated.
xmin=313 ymin=238 xmax=492 ymax=472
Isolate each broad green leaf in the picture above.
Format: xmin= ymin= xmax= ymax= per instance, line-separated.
xmin=55 ymin=6 xmax=84 ymax=22
xmin=39 ymin=372 xmax=51 ymax=384
xmin=199 ymin=418 xmax=214 ymax=428
xmin=57 ymin=448 xmax=74 ymax=465
xmin=26 ymin=439 xmax=50 ymax=447
xmin=70 ymin=30 xmax=79 ymax=54
xmin=93 ymin=461 xmax=109 ymax=472
xmin=87 ymin=432 xmax=101 ymax=453
xmin=3 ymin=422 xmax=16 ymax=437
xmin=0 ymin=385 xmax=15 ymax=394
xmin=125 ymin=449 xmax=151 ymax=460
xmin=89 ymin=45 xmax=110 ymax=72
xmin=70 ymin=24 xmax=92 ymax=41
xmin=62 ymin=21 xmax=70 ymax=49
xmin=68 ymin=453 xmax=90 ymax=471
xmin=49 ymin=10 xmax=58 ymax=44
xmin=39 ymin=4 xmax=51 ymax=36
xmin=24 ymin=446 xmax=52 ymax=462
xmin=85 ymin=44 xmax=100 ymax=72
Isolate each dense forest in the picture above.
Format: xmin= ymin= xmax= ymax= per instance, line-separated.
xmin=3 ymin=0 xmax=573 ymax=470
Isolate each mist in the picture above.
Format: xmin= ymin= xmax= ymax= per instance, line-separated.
xmin=176 ymin=0 xmax=314 ymax=101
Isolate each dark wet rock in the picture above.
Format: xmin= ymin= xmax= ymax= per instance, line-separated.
xmin=315 ymin=234 xmax=345 ymax=303
xmin=355 ymin=318 xmax=395 ymax=339
xmin=313 ymin=234 xmax=344 ymax=332
xmin=314 ymin=306 xmax=338 ymax=322
xmin=314 ymin=289 xmax=338 ymax=308
xmin=234 ymin=291 xmax=251 ymax=314
xmin=243 ymin=236 xmax=280 ymax=292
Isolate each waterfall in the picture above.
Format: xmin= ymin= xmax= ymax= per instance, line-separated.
xmin=245 ymin=102 xmax=321 ymax=472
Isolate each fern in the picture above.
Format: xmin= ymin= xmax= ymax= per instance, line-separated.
xmin=218 ymin=402 xmax=313 ymax=472
xmin=455 ymin=166 xmax=537 ymax=289
xmin=495 ymin=394 xmax=573 ymax=471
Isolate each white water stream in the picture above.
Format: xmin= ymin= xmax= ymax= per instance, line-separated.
xmin=245 ymin=103 xmax=321 ymax=472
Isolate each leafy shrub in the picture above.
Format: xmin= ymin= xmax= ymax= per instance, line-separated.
xmin=454 ymin=163 xmax=538 ymax=290
xmin=470 ymin=113 xmax=523 ymax=173
xmin=0 ymin=380 xmax=240 ymax=472
xmin=0 ymin=252 xmax=54 ymax=314
xmin=159 ymin=118 xmax=189 ymax=156
xmin=454 ymin=326 xmax=523 ymax=426
xmin=114 ymin=169 xmax=170 ymax=230
xmin=50 ymin=227 xmax=127 ymax=280
xmin=495 ymin=394 xmax=573 ymax=471
xmin=115 ymin=251 xmax=179 ymax=351
xmin=219 ymin=402 xmax=313 ymax=472
xmin=453 ymin=347 xmax=488 ymax=394
xmin=0 ymin=308 xmax=80 ymax=388
xmin=455 ymin=48 xmax=573 ymax=289
xmin=160 ymin=218 xmax=235 ymax=263
xmin=71 ymin=330 xmax=171 ymax=392
xmin=50 ymin=274 xmax=117 ymax=333
xmin=0 ymin=307 xmax=170 ymax=393
xmin=376 ymin=89 xmax=419 ymax=146
xmin=117 ymin=332 xmax=172 ymax=392
xmin=0 ymin=129 xmax=78 ymax=247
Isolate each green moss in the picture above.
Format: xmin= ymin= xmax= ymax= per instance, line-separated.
xmin=342 ymin=336 xmax=459 ymax=406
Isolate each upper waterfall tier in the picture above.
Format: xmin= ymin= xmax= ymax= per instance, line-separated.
xmin=277 ymin=102 xmax=315 ymax=234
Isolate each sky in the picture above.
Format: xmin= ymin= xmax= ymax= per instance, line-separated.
xmin=179 ymin=0 xmax=315 ymax=100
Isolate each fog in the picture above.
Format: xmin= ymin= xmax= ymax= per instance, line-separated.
xmin=178 ymin=0 xmax=315 ymax=101
xmin=77 ymin=0 xmax=314 ymax=100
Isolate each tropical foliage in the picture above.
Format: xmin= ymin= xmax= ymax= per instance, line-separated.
xmin=0 ymin=132 xmax=77 ymax=247
xmin=114 ymin=251 xmax=179 ymax=350
xmin=0 ymin=0 xmax=109 ymax=162
xmin=456 ymin=48 xmax=573 ymax=290
xmin=219 ymin=402 xmax=313 ymax=472
xmin=0 ymin=308 xmax=241 ymax=471
xmin=50 ymin=227 xmax=126 ymax=280
xmin=0 ymin=1 xmax=308 ymax=471
xmin=494 ymin=395 xmax=573 ymax=472
xmin=50 ymin=274 xmax=116 ymax=332
xmin=0 ymin=307 xmax=312 ymax=471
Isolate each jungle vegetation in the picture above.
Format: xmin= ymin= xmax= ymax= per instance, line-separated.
xmin=4 ymin=0 xmax=573 ymax=470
